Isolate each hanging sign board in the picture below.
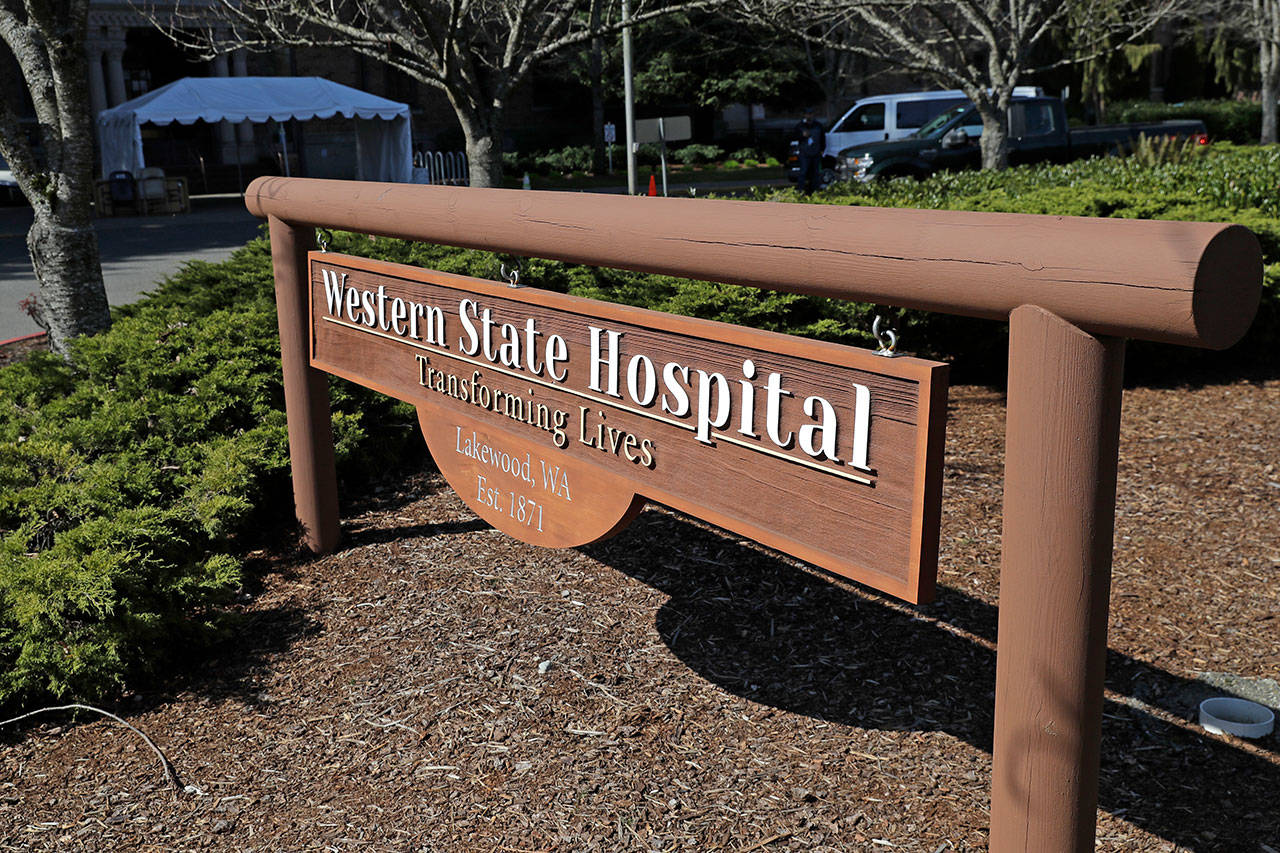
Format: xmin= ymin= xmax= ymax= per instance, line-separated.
xmin=634 ymin=116 xmax=692 ymax=144
xmin=308 ymin=253 xmax=948 ymax=603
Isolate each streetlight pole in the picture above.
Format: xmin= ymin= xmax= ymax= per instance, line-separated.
xmin=622 ymin=0 xmax=636 ymax=195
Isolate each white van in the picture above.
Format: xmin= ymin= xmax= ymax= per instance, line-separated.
xmin=824 ymin=88 xmax=1043 ymax=158
xmin=0 ymin=155 xmax=18 ymax=202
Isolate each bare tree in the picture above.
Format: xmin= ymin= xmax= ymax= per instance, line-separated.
xmin=799 ymin=23 xmax=874 ymax=116
xmin=154 ymin=0 xmax=703 ymax=188
xmin=1256 ymin=0 xmax=1280 ymax=143
xmin=740 ymin=0 xmax=1186 ymax=170
xmin=0 ymin=0 xmax=111 ymax=353
xmin=1211 ymin=0 xmax=1280 ymax=142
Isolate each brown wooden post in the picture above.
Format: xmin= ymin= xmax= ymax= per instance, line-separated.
xmin=245 ymin=180 xmax=1264 ymax=846
xmin=267 ymin=215 xmax=341 ymax=553
xmin=244 ymin=177 xmax=1262 ymax=349
xmin=990 ymin=305 xmax=1126 ymax=852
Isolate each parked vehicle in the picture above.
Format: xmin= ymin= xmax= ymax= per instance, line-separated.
xmin=0 ymin=155 xmax=20 ymax=203
xmin=787 ymin=87 xmax=1043 ymax=185
xmin=836 ymin=97 xmax=1208 ymax=182
xmin=825 ymin=88 xmax=1047 ymax=154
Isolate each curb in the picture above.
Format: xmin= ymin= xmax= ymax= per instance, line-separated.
xmin=0 ymin=331 xmax=46 ymax=348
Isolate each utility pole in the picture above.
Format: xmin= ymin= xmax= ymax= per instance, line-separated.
xmin=622 ymin=0 xmax=636 ymax=195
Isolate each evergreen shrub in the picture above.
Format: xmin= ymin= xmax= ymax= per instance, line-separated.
xmin=503 ymin=146 xmax=595 ymax=176
xmin=536 ymin=145 xmax=594 ymax=174
xmin=4 ymin=147 xmax=1276 ymax=709
xmin=0 ymin=237 xmax=416 ymax=708
xmin=1108 ymin=99 xmax=1262 ymax=145
xmin=755 ymin=144 xmax=1280 ymax=374
xmin=673 ymin=144 xmax=723 ymax=165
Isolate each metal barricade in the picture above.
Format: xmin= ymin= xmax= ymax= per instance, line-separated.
xmin=412 ymin=150 xmax=470 ymax=186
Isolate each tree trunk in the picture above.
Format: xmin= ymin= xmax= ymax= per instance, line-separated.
xmin=591 ymin=33 xmax=606 ymax=174
xmin=3 ymin=1 xmax=113 ymax=355
xmin=589 ymin=1 xmax=606 ymax=174
xmin=452 ymin=96 xmax=506 ymax=188
xmin=1262 ymin=34 xmax=1279 ymax=144
xmin=976 ymin=104 xmax=1010 ymax=171
xmin=27 ymin=210 xmax=110 ymax=354
xmin=1147 ymin=20 xmax=1174 ymax=103
xmin=460 ymin=118 xmax=505 ymax=189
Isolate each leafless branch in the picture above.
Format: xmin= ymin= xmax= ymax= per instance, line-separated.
xmin=739 ymin=0 xmax=1197 ymax=94
xmin=137 ymin=0 xmax=717 ymax=184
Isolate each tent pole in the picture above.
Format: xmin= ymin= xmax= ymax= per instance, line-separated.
xmin=279 ymin=123 xmax=291 ymax=177
xmin=294 ymin=119 xmax=308 ymax=176
xmin=353 ymin=117 xmax=363 ymax=181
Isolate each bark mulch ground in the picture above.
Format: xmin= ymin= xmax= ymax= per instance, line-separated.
xmin=1 ymin=378 xmax=1277 ymax=852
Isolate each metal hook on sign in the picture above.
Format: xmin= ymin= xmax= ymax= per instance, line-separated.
xmin=872 ymin=315 xmax=899 ymax=357
xmin=500 ymin=261 xmax=522 ymax=288
xmin=316 ymin=228 xmax=333 ymax=252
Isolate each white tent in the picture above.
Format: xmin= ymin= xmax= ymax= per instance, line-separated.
xmin=98 ymin=76 xmax=413 ymax=183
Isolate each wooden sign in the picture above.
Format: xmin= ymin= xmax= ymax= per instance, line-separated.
xmin=308 ymin=253 xmax=948 ymax=603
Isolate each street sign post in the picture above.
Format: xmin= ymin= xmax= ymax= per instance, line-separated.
xmin=634 ymin=116 xmax=692 ymax=196
xmin=604 ymin=122 xmax=616 ymax=173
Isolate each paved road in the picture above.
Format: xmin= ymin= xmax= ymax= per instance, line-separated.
xmin=0 ymin=195 xmax=263 ymax=341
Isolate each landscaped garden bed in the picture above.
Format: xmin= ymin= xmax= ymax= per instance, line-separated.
xmin=503 ymin=143 xmax=785 ymax=190
xmin=1 ymin=144 xmax=1277 ymax=850
xmin=1 ymin=377 xmax=1276 ymax=851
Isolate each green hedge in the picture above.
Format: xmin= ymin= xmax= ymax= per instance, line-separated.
xmin=504 ymin=142 xmax=720 ymax=176
xmin=0 ymin=238 xmax=416 ymax=708
xmin=2 ymin=145 xmax=1275 ymax=710
xmin=759 ymin=144 xmax=1280 ymax=374
xmin=1107 ymin=99 xmax=1263 ymax=145
xmin=330 ymin=234 xmax=886 ymax=350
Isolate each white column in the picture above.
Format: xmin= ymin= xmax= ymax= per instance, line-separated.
xmin=86 ymin=42 xmax=107 ymax=119
xmin=105 ymin=46 xmax=127 ymax=107
xmin=210 ymin=49 xmax=237 ymax=163
xmin=233 ymin=49 xmax=254 ymax=148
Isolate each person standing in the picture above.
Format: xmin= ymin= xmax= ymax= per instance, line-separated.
xmin=794 ymin=108 xmax=826 ymax=195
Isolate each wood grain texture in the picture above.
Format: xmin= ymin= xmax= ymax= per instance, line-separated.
xmin=246 ymin=177 xmax=1263 ymax=349
xmin=269 ymin=218 xmax=341 ymax=553
xmin=990 ymin=306 xmax=1125 ymax=853
xmin=307 ymin=253 xmax=948 ymax=603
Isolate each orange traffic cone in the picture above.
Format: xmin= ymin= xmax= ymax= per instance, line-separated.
xmin=647 ymin=174 xmax=657 ymax=197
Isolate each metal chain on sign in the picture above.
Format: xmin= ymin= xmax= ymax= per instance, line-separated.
xmin=872 ymin=315 xmax=899 ymax=357
xmin=498 ymin=256 xmax=524 ymax=288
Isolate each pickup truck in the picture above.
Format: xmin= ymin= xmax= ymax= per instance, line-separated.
xmin=833 ymin=97 xmax=1207 ymax=182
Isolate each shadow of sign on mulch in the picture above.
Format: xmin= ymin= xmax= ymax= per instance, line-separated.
xmin=585 ymin=510 xmax=1279 ymax=851
xmin=4 ymin=382 xmax=1275 ymax=851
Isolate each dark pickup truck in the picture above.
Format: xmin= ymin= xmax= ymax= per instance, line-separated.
xmin=828 ymin=97 xmax=1207 ymax=182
